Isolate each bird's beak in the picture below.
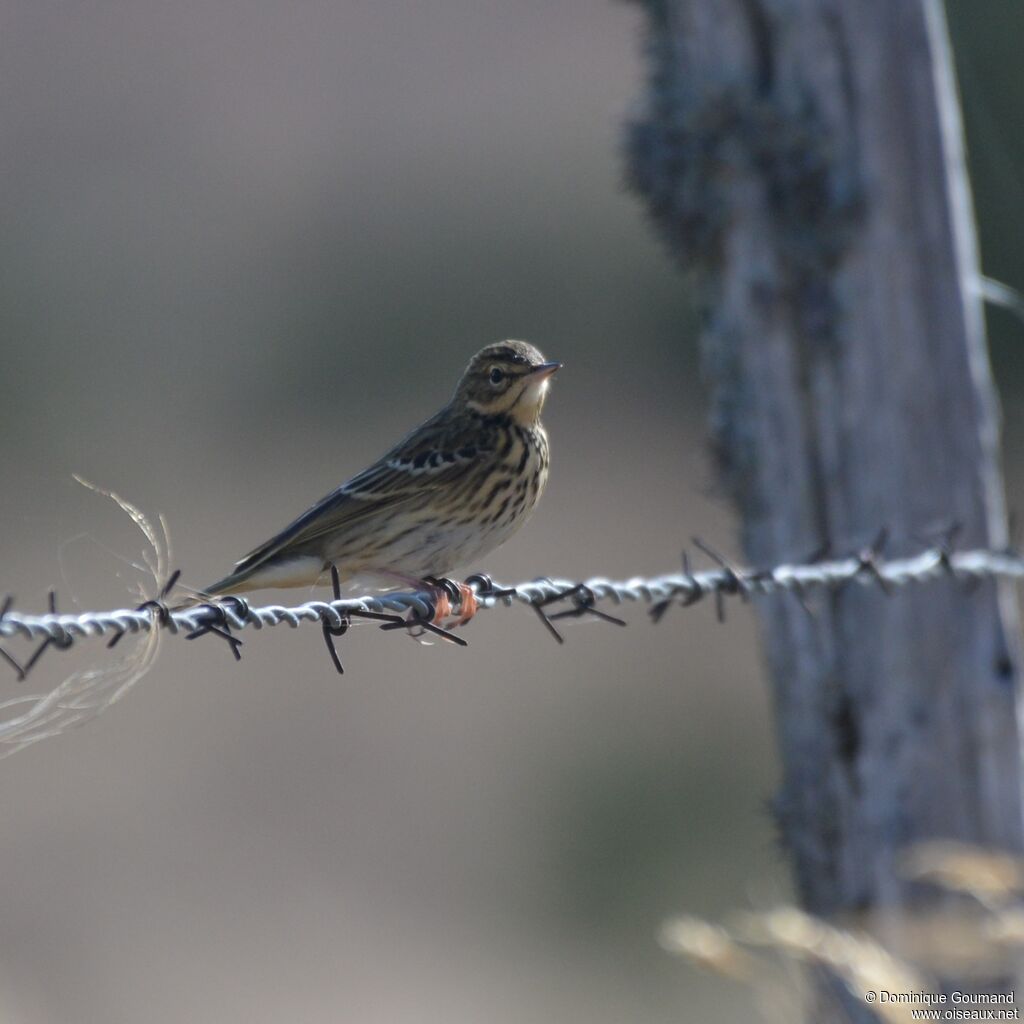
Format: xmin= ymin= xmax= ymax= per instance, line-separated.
xmin=530 ymin=361 xmax=562 ymax=379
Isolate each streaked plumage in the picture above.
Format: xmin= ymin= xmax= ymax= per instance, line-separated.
xmin=200 ymin=341 xmax=559 ymax=618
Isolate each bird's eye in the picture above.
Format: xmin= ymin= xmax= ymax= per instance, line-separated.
xmin=489 ymin=367 xmax=504 ymax=385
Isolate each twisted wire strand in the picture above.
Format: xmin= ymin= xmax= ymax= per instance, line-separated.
xmin=2 ymin=547 xmax=1021 ymax=646
xmin=0 ymin=543 xmax=1019 ymax=757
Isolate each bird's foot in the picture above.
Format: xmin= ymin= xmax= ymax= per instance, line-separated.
xmin=452 ymin=582 xmax=478 ymax=626
xmin=422 ymin=576 xmax=477 ymax=626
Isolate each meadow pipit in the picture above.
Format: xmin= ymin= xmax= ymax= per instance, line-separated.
xmin=199 ymin=341 xmax=560 ymax=623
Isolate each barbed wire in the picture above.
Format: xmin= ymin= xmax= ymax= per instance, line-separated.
xmin=1 ymin=531 xmax=1021 ymax=756
xmin=3 ymin=539 xmax=1022 ymax=656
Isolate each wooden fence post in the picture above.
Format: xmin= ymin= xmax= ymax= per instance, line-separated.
xmin=627 ymin=0 xmax=1023 ymax=1012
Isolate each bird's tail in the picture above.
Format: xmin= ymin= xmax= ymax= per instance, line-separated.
xmin=169 ymin=568 xmax=257 ymax=611
xmin=172 ymin=555 xmax=327 ymax=609
xmin=197 ymin=568 xmax=255 ymax=599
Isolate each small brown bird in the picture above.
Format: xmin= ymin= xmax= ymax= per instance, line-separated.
xmin=199 ymin=341 xmax=560 ymax=623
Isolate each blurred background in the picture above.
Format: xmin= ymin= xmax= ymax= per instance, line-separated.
xmin=0 ymin=1 xmax=1020 ymax=1020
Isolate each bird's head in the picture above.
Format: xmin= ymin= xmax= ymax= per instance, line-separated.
xmin=454 ymin=341 xmax=561 ymax=424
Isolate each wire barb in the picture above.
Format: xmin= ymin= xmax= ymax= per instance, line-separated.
xmin=692 ymin=537 xmax=748 ymax=621
xmin=464 ymin=573 xmax=518 ymax=601
xmin=0 ymin=596 xmax=25 ymax=681
xmin=544 ymin=584 xmax=628 ymax=628
xmin=185 ymin=612 xmax=243 ymax=662
xmin=20 ymin=591 xmax=73 ymax=679
xmin=108 ymin=569 xmax=182 ymax=650
xmin=320 ymin=564 xmax=351 ymax=674
xmin=852 ymin=527 xmax=892 ymax=595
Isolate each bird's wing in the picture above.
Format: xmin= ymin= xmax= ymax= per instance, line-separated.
xmin=231 ymin=415 xmax=493 ymax=574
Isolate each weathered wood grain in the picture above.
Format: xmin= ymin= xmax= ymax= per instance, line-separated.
xmin=627 ymin=0 xmax=1023 ymax=1014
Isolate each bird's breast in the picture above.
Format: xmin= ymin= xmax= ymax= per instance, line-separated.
xmin=479 ymin=422 xmax=549 ymax=529
xmin=322 ymin=421 xmax=550 ymax=579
